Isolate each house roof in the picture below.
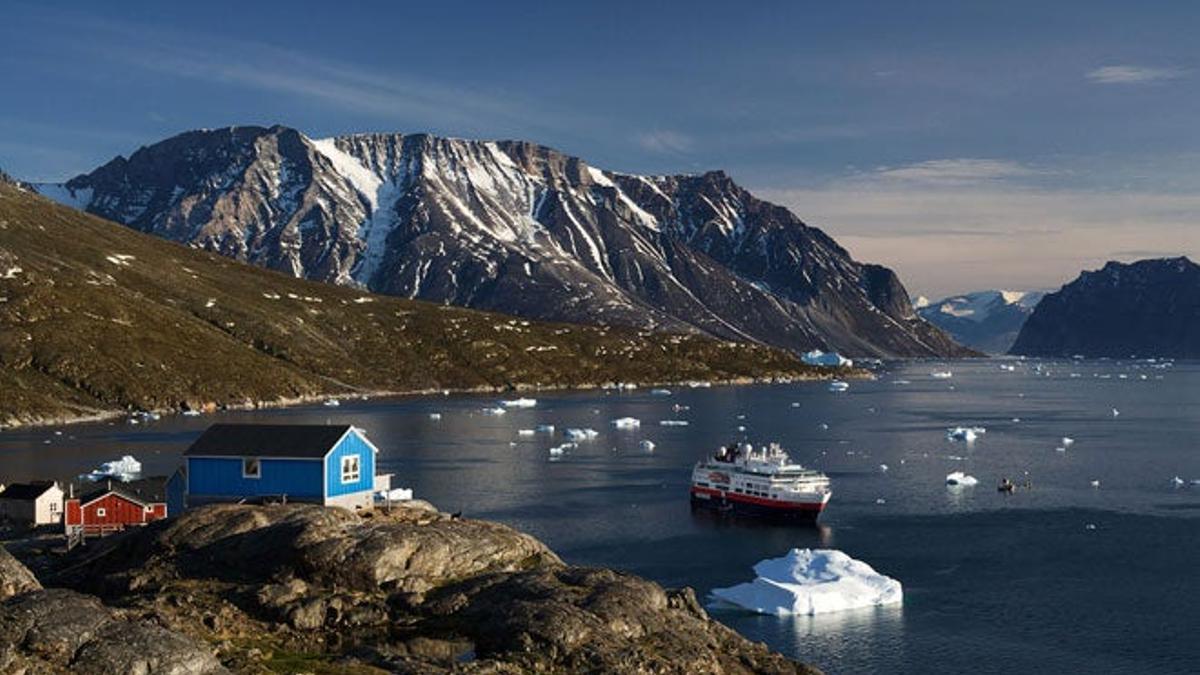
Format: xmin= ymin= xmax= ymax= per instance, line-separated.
xmin=184 ymin=424 xmax=355 ymax=459
xmin=0 ymin=481 xmax=57 ymax=501
xmin=78 ymin=476 xmax=168 ymax=506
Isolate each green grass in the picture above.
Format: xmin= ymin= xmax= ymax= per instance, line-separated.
xmin=0 ymin=184 xmax=832 ymax=426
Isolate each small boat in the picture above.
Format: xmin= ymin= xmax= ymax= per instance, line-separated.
xmin=828 ymin=381 xmax=850 ymax=393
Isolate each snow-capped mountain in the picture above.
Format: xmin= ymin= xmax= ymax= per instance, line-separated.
xmin=1011 ymin=257 xmax=1200 ymax=358
xmin=33 ymin=125 xmax=968 ymax=357
xmin=916 ymin=290 xmax=1045 ymax=353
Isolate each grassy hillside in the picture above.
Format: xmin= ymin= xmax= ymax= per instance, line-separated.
xmin=0 ymin=184 xmax=832 ymax=426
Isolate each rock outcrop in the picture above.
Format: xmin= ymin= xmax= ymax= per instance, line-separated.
xmin=0 ymin=547 xmax=228 ymax=675
xmin=29 ymin=504 xmax=817 ymax=674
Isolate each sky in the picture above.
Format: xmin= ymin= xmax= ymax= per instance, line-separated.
xmin=1 ymin=1 xmax=1198 ymax=298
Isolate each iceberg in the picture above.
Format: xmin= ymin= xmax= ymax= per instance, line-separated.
xmin=612 ymin=417 xmax=641 ymax=429
xmin=517 ymin=429 xmax=536 ymax=436
xmin=930 ymin=371 xmax=953 ymax=379
xmin=802 ymin=350 xmax=854 ymax=368
xmin=481 ymin=407 xmax=507 ymax=416
xmin=428 ymin=413 xmax=442 ymax=420
xmin=535 ymin=424 xmax=555 ymax=433
xmin=639 ymin=439 xmax=656 ymax=451
xmin=828 ymin=381 xmax=850 ymax=392
xmin=711 ymin=549 xmax=902 ymax=616
xmin=946 ymin=426 xmax=986 ymax=442
xmin=500 ymin=398 xmax=537 ymax=408
xmin=945 ymin=471 xmax=978 ymax=486
xmin=564 ymin=428 xmax=599 ymax=441
xmin=81 ymin=455 xmax=142 ymax=482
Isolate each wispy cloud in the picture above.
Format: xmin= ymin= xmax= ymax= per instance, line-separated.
xmin=636 ymin=130 xmax=695 ymax=154
xmin=872 ymin=158 xmax=1046 ymax=186
xmin=1085 ymin=65 xmax=1186 ymax=85
xmin=757 ymin=158 xmax=1200 ymax=297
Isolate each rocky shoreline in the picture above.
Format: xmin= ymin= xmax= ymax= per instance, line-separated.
xmin=2 ymin=370 xmax=867 ymax=431
xmin=2 ymin=502 xmax=819 ymax=674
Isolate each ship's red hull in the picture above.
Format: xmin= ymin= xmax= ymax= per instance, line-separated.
xmin=689 ymin=485 xmax=826 ymax=523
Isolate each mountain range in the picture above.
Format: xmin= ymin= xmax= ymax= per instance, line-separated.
xmin=0 ymin=181 xmax=819 ymax=427
xmin=1010 ymin=257 xmax=1200 ymax=358
xmin=32 ymin=125 xmax=967 ymax=357
xmin=915 ymin=290 xmax=1045 ymax=354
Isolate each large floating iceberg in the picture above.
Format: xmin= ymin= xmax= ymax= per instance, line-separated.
xmin=801 ymin=350 xmax=854 ymax=368
xmin=711 ymin=549 xmax=902 ymax=616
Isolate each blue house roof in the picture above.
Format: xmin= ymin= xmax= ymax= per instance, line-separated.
xmin=184 ymin=424 xmax=358 ymax=459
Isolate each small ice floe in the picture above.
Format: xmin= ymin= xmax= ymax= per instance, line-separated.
xmin=377 ymin=487 xmax=413 ymax=502
xmin=1055 ymin=446 xmax=1067 ymax=453
xmin=323 ymin=399 xmax=341 ymax=407
xmin=879 ymin=464 xmax=889 ymax=473
xmin=500 ymin=398 xmax=537 ymax=408
xmin=791 ymin=402 xmax=801 ymax=408
xmin=429 ymin=413 xmax=442 ymax=420
xmin=999 ymin=364 xmax=1017 ymax=372
xmin=818 ymin=423 xmax=829 ymax=430
xmin=1111 ymin=408 xmax=1120 ymax=417
xmin=80 ymin=455 xmax=142 ymax=482
xmin=946 ymin=426 xmax=986 ymax=443
xmin=892 ymin=379 xmax=911 ymax=385
xmin=687 ymin=381 xmax=713 ymax=388
xmin=660 ymin=420 xmax=689 ymax=427
xmin=1172 ymin=476 xmax=1186 ymax=487
xmin=564 ymin=428 xmax=599 ymax=441
xmin=736 ymin=425 xmax=747 ymax=432
xmin=1062 ymin=437 xmax=1075 ymax=447
xmin=875 ymin=498 xmax=887 ymax=505
xmin=481 ymin=407 xmax=507 ymax=416
xmin=182 ymin=409 xmax=201 ymax=417
xmin=672 ymin=403 xmax=690 ymax=412
xmin=650 ymin=388 xmax=672 ymax=396
xmin=930 ymin=371 xmax=953 ymax=379
xmin=536 ymin=424 xmax=555 ymax=433
xmin=1090 ymin=479 xmax=1101 ymax=488
xmin=1085 ymin=523 xmax=1097 ymax=531
xmin=1011 ymin=417 xmax=1021 ymax=423
xmin=639 ymin=439 xmax=656 ymax=451
xmin=548 ymin=443 xmax=572 ymax=457
xmin=612 ymin=417 xmax=641 ymax=430
xmin=711 ymin=548 xmax=902 ymax=616
xmin=517 ymin=429 xmax=536 ymax=436
xmin=945 ymin=471 xmax=978 ymax=487
xmin=828 ymin=381 xmax=850 ymax=392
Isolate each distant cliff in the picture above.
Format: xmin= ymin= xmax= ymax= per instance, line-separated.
xmin=1010 ymin=257 xmax=1200 ymax=358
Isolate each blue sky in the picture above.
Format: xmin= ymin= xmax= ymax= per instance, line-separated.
xmin=2 ymin=1 xmax=1198 ymax=296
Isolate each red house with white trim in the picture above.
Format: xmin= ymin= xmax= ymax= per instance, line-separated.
xmin=64 ymin=478 xmax=168 ymax=538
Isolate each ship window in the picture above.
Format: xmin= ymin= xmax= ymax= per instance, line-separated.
xmin=243 ymin=458 xmax=261 ymax=479
xmin=341 ymin=455 xmax=361 ymax=484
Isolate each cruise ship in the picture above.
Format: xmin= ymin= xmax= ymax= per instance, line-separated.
xmin=690 ymin=443 xmax=831 ymax=522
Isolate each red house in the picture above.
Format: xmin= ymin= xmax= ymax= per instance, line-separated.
xmin=64 ymin=478 xmax=168 ymax=538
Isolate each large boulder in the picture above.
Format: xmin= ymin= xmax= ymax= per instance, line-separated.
xmin=0 ymin=546 xmax=41 ymax=600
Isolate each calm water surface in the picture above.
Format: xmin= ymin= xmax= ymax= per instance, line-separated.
xmin=3 ymin=359 xmax=1198 ymax=674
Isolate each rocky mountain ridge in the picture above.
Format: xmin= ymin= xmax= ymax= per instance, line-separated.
xmin=35 ymin=125 xmax=968 ymax=357
xmin=1010 ymin=257 xmax=1200 ymax=358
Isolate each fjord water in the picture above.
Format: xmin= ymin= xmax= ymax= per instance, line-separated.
xmin=4 ymin=360 xmax=1199 ymax=674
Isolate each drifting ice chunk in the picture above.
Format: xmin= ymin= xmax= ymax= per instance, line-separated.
xmin=828 ymin=381 xmax=850 ymax=392
xmin=801 ymin=350 xmax=854 ymax=368
xmin=1111 ymin=408 xmax=1120 ymax=417
xmin=81 ymin=455 xmax=142 ymax=482
xmin=548 ymin=443 xmax=574 ymax=456
xmin=323 ymin=399 xmax=341 ymax=407
xmin=639 ymin=440 xmax=656 ymax=451
xmin=564 ymin=428 xmax=599 ymax=441
xmin=660 ymin=420 xmax=689 ymax=427
xmin=535 ymin=424 xmax=555 ymax=433
xmin=946 ymin=426 xmax=986 ymax=442
xmin=482 ymin=407 xmax=507 ymax=416
xmin=1172 ymin=476 xmax=1185 ymax=487
xmin=945 ymin=471 xmax=978 ymax=486
xmin=711 ymin=548 xmax=902 ymax=616
xmin=931 ymin=371 xmax=953 ymax=379
xmin=428 ymin=413 xmax=442 ymax=420
xmin=1062 ymin=437 xmax=1075 ymax=446
xmin=378 ymin=487 xmax=413 ymax=501
xmin=501 ymin=398 xmax=537 ymax=408
xmin=650 ymin=388 xmax=672 ymax=396
xmin=517 ymin=429 xmax=536 ymax=436
xmin=612 ymin=417 xmax=641 ymax=429
xmin=879 ymin=464 xmax=889 ymax=472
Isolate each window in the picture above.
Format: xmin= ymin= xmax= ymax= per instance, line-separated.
xmin=49 ymin=502 xmax=58 ymax=512
xmin=96 ymin=508 xmax=107 ymax=517
xmin=145 ymin=505 xmax=154 ymax=513
xmin=243 ymin=458 xmax=261 ymax=479
xmin=341 ymin=454 xmax=360 ymax=484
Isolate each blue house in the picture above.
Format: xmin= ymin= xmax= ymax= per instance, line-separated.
xmin=181 ymin=424 xmax=388 ymax=511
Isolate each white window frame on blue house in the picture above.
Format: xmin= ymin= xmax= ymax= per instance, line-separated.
xmin=243 ymin=457 xmax=261 ymax=479
xmin=341 ymin=454 xmax=360 ymax=484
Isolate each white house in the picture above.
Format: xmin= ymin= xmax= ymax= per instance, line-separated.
xmin=0 ymin=481 xmax=65 ymax=526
